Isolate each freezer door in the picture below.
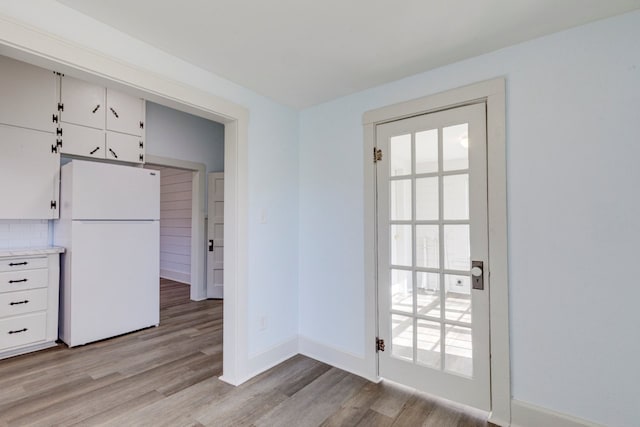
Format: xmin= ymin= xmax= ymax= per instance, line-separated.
xmin=68 ymin=160 xmax=160 ymax=220
xmin=64 ymin=220 xmax=159 ymax=347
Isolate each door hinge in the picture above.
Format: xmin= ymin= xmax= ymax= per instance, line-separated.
xmin=376 ymin=337 xmax=385 ymax=352
xmin=56 ymin=139 xmax=63 ymax=148
xmin=51 ymin=144 xmax=58 ymax=154
xmin=373 ymin=147 xmax=383 ymax=163
xmin=140 ymin=121 xmax=144 ymax=129
xmin=56 ymin=128 xmax=63 ymax=136
xmin=50 ymin=200 xmax=57 ymax=210
xmin=58 ymin=102 xmax=64 ymax=112
xmin=139 ymin=154 xmax=144 ymax=162
xmin=53 ymin=71 xmax=64 ymax=77
xmin=139 ymin=140 xmax=144 ymax=149
xmin=52 ymin=114 xmax=58 ymax=123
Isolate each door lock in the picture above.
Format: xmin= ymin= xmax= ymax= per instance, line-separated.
xmin=471 ymin=260 xmax=484 ymax=290
xmin=208 ymin=240 xmax=214 ymax=252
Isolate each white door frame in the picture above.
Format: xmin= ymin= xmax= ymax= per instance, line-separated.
xmin=0 ymin=16 xmax=248 ymax=386
xmin=362 ymin=78 xmax=511 ymax=426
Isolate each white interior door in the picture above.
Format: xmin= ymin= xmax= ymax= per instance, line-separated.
xmin=376 ymin=103 xmax=490 ymax=410
xmin=207 ymin=172 xmax=224 ymax=299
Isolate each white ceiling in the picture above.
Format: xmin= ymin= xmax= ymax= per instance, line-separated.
xmin=58 ymin=0 xmax=640 ymax=109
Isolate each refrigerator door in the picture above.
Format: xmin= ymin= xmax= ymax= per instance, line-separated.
xmin=67 ymin=160 xmax=160 ymax=220
xmin=64 ymin=220 xmax=159 ymax=347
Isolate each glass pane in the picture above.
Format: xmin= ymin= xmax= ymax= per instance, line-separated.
xmin=416 ymin=272 xmax=440 ymax=318
xmin=391 ymin=269 xmax=413 ymax=314
xmin=444 ymin=225 xmax=470 ymax=271
xmin=415 ymin=177 xmax=438 ymax=220
xmin=390 ymin=134 xmax=411 ymax=176
xmin=443 ymin=124 xmax=468 ymax=171
xmin=391 ymin=314 xmax=413 ymax=362
xmin=445 ymin=325 xmax=473 ymax=377
xmin=443 ymin=174 xmax=469 ymax=220
xmin=415 ymin=129 xmax=438 ymax=174
xmin=444 ymin=275 xmax=471 ymax=323
xmin=391 ymin=180 xmax=411 ymax=221
xmin=417 ymin=320 xmax=441 ymax=369
xmin=415 ymin=225 xmax=439 ymax=269
xmin=391 ymin=225 xmax=412 ymax=267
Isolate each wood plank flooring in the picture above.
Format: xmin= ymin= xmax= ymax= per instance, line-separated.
xmin=0 ymin=279 xmax=490 ymax=426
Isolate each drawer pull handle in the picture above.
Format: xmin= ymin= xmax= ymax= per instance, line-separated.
xmin=9 ymin=262 xmax=28 ymax=267
xmin=10 ymin=300 xmax=29 ymax=306
xmin=8 ymin=328 xmax=28 ymax=334
xmin=9 ymin=279 xmax=28 ymax=284
xmin=90 ymin=146 xmax=101 ymax=155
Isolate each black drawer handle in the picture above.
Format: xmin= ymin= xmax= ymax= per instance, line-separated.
xmin=110 ymin=107 xmax=119 ymax=118
xmin=92 ymin=104 xmax=101 ymax=113
xmin=10 ymin=300 xmax=29 ymax=306
xmin=109 ymin=148 xmax=118 ymax=159
xmin=90 ymin=146 xmax=101 ymax=155
xmin=9 ymin=279 xmax=27 ymax=284
xmin=9 ymin=262 xmax=28 ymax=267
xmin=8 ymin=328 xmax=28 ymax=334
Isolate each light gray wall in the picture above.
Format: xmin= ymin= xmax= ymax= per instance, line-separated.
xmin=298 ymin=10 xmax=640 ymax=427
xmin=145 ymin=101 xmax=224 ymax=173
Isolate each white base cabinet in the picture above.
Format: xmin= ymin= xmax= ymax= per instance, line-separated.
xmin=0 ymin=248 xmax=64 ymax=360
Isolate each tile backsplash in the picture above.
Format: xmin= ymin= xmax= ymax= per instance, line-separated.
xmin=0 ymin=220 xmax=49 ymax=249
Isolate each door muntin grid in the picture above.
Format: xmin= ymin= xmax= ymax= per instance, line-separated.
xmin=388 ymin=121 xmax=473 ymax=378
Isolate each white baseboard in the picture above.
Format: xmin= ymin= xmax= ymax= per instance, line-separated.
xmin=511 ymin=400 xmax=604 ymax=427
xmin=160 ymin=269 xmax=190 ymax=285
xmin=220 ymin=336 xmax=299 ymax=386
xmin=298 ymin=335 xmax=378 ymax=383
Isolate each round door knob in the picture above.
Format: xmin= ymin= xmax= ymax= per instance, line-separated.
xmin=471 ymin=266 xmax=483 ymax=277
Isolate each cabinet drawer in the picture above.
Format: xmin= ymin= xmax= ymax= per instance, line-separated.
xmin=0 ymin=257 xmax=48 ymax=272
xmin=0 ymin=269 xmax=48 ymax=293
xmin=0 ymin=288 xmax=48 ymax=318
xmin=0 ymin=312 xmax=46 ymax=350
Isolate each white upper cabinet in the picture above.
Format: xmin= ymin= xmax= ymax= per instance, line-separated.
xmin=0 ymin=124 xmax=60 ymax=220
xmin=106 ymin=89 xmax=144 ymax=137
xmin=106 ymin=132 xmax=144 ymax=164
xmin=61 ymin=123 xmax=105 ymax=159
xmin=0 ymin=56 xmax=57 ymax=134
xmin=60 ymin=76 xmax=105 ymax=130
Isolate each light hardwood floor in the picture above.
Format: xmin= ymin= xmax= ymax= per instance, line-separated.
xmin=0 ymin=279 xmax=490 ymax=426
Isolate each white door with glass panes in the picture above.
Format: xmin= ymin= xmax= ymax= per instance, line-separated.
xmin=376 ymin=103 xmax=490 ymax=410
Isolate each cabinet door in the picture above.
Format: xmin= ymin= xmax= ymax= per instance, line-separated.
xmin=106 ymin=89 xmax=144 ymax=136
xmin=61 ymin=123 xmax=106 ymax=159
xmin=60 ymin=76 xmax=105 ymax=130
xmin=0 ymin=56 xmax=57 ymax=133
xmin=106 ymin=131 xmax=144 ymax=163
xmin=0 ymin=125 xmax=59 ymax=219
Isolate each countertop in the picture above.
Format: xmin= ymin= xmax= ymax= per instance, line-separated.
xmin=0 ymin=246 xmax=66 ymax=257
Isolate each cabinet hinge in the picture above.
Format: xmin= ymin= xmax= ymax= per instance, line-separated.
xmin=139 ymin=154 xmax=144 ymax=162
xmin=139 ymin=141 xmax=144 ymax=149
xmin=52 ymin=114 xmax=58 ymax=123
xmin=58 ymin=102 xmax=64 ymax=112
xmin=140 ymin=121 xmax=144 ymax=129
xmin=50 ymin=200 xmax=57 ymax=210
xmin=51 ymin=144 xmax=58 ymax=154
xmin=376 ymin=337 xmax=385 ymax=352
xmin=56 ymin=139 xmax=63 ymax=148
xmin=373 ymin=147 xmax=383 ymax=163
xmin=52 ymin=71 xmax=64 ymax=77
xmin=56 ymin=128 xmax=63 ymax=136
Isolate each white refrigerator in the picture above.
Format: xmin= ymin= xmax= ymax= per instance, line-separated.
xmin=54 ymin=160 xmax=160 ymax=347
